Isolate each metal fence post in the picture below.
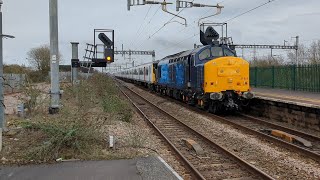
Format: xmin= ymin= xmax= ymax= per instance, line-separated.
xmin=292 ymin=64 xmax=296 ymax=90
xmin=71 ymin=42 xmax=79 ymax=85
xmin=254 ymin=66 xmax=258 ymax=87
xmin=318 ymin=64 xmax=320 ymax=92
xmin=272 ymin=66 xmax=275 ymax=88
xmin=49 ymin=0 xmax=60 ymax=114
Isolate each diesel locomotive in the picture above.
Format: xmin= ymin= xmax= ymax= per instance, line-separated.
xmin=115 ymin=27 xmax=254 ymax=113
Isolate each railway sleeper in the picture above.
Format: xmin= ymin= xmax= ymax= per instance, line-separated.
xmin=200 ymin=169 xmax=251 ymax=179
xmin=196 ymin=163 xmax=239 ymax=171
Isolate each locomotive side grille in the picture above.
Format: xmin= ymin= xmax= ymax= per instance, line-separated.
xmin=197 ymin=66 xmax=204 ymax=89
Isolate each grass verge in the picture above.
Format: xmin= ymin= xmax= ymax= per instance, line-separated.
xmin=0 ymin=74 xmax=152 ymax=165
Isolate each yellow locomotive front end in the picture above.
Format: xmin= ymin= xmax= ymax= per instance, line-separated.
xmin=203 ymin=56 xmax=254 ymax=112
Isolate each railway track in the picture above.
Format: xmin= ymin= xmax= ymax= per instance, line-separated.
xmin=119 ymin=79 xmax=320 ymax=165
xmin=141 ymin=86 xmax=320 ymax=164
xmin=222 ymin=114 xmax=320 ymax=161
xmin=115 ymin=79 xmax=273 ymax=180
xmin=160 ymin=94 xmax=320 ymax=163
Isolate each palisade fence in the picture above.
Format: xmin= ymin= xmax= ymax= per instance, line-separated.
xmin=250 ymin=64 xmax=320 ymax=92
xmin=4 ymin=74 xmax=26 ymax=94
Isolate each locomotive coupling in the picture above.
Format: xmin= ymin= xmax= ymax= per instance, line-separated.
xmin=210 ymin=92 xmax=223 ymax=100
xmin=242 ymin=92 xmax=254 ymax=99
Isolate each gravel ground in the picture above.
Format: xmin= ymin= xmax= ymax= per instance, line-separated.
xmin=4 ymin=83 xmax=50 ymax=116
xmin=125 ymin=82 xmax=320 ymax=180
xmin=4 ymin=93 xmax=22 ymax=115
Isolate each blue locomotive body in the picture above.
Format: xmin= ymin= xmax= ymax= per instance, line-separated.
xmin=156 ymin=46 xmax=209 ymax=93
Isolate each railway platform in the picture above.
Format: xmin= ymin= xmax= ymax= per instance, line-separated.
xmin=0 ymin=156 xmax=182 ymax=180
xmin=253 ymin=88 xmax=320 ymax=109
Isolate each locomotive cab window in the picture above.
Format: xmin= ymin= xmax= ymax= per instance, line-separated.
xmin=211 ymin=47 xmax=223 ymax=57
xmin=199 ymin=48 xmax=211 ymax=60
xmin=224 ymin=48 xmax=236 ymax=57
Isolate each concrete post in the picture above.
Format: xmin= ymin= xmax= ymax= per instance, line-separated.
xmin=0 ymin=2 xmax=3 ymax=152
xmin=71 ymin=42 xmax=79 ymax=85
xmin=49 ymin=0 xmax=60 ymax=114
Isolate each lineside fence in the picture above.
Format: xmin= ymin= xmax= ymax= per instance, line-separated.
xmin=250 ymin=64 xmax=320 ymax=92
xmin=4 ymin=74 xmax=26 ymax=94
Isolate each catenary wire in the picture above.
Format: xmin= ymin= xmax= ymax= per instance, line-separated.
xmin=223 ymin=0 xmax=278 ymax=23
xmin=132 ymin=6 xmax=162 ymax=50
xmin=156 ymin=0 xmax=280 ymax=55
xmin=130 ymin=5 xmax=153 ymax=49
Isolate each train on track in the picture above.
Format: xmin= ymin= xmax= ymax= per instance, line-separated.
xmin=115 ymin=27 xmax=254 ymax=113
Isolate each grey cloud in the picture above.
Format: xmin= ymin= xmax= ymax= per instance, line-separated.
xmin=2 ymin=0 xmax=320 ymax=65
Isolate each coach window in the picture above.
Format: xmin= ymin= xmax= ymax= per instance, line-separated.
xmin=199 ymin=48 xmax=211 ymax=60
xmin=211 ymin=47 xmax=223 ymax=57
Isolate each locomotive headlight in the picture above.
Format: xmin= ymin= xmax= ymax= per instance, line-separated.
xmin=210 ymin=92 xmax=223 ymax=100
xmin=242 ymin=92 xmax=254 ymax=99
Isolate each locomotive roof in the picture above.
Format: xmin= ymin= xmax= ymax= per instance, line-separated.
xmin=160 ymin=45 xmax=208 ymax=61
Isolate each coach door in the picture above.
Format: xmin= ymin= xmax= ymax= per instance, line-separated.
xmin=144 ymin=67 xmax=146 ymax=82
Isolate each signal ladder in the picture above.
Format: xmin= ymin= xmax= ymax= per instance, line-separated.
xmin=81 ymin=43 xmax=96 ymax=78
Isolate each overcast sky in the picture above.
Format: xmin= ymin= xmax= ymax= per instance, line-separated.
xmin=3 ymin=0 xmax=320 ymax=66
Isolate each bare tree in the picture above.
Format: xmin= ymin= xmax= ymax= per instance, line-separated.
xmin=250 ymin=55 xmax=284 ymax=67
xmin=27 ymin=45 xmax=51 ymax=74
xmin=308 ymin=40 xmax=320 ymax=64
xmin=287 ymin=44 xmax=308 ymax=64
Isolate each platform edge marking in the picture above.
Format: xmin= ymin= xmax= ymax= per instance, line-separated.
xmin=157 ymin=156 xmax=184 ymax=180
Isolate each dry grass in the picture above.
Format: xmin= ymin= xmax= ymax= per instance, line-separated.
xmin=0 ymin=74 xmax=155 ymax=165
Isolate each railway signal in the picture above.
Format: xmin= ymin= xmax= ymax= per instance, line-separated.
xmin=105 ymin=48 xmax=114 ymax=63
xmin=98 ymin=33 xmax=113 ymax=48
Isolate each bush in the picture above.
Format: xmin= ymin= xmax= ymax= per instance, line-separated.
xmin=26 ymin=71 xmax=48 ymax=83
xmin=20 ymin=82 xmax=47 ymax=116
xmin=102 ymin=95 xmax=132 ymax=122
xmin=19 ymin=73 xmax=133 ymax=162
xmin=21 ymin=118 xmax=102 ymax=161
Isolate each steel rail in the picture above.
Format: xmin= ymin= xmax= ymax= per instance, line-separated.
xmin=239 ymin=113 xmax=320 ymax=142
xmin=115 ymin=81 xmax=205 ymax=180
xmin=214 ymin=115 xmax=320 ymax=163
xmin=116 ymin=80 xmax=320 ymax=164
xmin=152 ymin=92 xmax=320 ymax=163
xmin=115 ymin=79 xmax=274 ymax=180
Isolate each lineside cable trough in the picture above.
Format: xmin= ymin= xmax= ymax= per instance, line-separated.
xmin=260 ymin=129 xmax=312 ymax=148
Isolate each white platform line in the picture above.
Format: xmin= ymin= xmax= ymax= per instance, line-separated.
xmin=157 ymin=156 xmax=184 ymax=180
